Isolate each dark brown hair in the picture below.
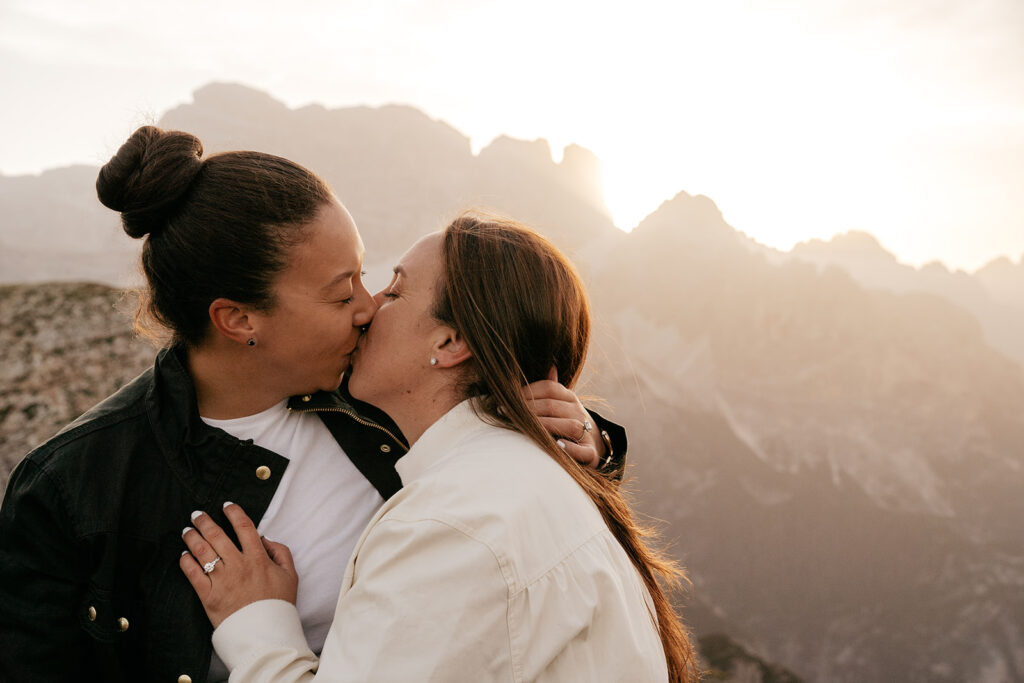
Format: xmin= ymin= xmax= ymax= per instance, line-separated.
xmin=432 ymin=212 xmax=700 ymax=682
xmin=96 ymin=126 xmax=334 ymax=346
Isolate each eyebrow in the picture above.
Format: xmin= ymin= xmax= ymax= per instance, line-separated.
xmin=320 ymin=270 xmax=357 ymax=294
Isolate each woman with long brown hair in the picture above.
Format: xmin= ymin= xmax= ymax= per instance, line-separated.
xmin=181 ymin=213 xmax=699 ymax=681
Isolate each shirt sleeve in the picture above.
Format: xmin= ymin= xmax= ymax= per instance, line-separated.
xmin=214 ymin=517 xmax=516 ymax=683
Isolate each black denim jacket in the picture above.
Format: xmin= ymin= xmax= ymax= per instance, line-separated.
xmin=0 ymin=347 xmax=626 ymax=683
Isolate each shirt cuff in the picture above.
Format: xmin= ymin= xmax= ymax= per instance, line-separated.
xmin=212 ymin=599 xmax=312 ymax=673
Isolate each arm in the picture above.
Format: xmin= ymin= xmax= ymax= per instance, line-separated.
xmin=184 ymin=506 xmax=514 ymax=683
xmin=0 ymin=459 xmax=88 ymax=682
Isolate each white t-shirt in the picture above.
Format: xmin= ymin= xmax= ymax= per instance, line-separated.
xmin=201 ymin=400 xmax=384 ymax=682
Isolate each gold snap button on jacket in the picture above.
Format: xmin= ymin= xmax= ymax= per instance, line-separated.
xmin=117 ymin=617 xmax=129 ymax=632
xmin=255 ymin=465 xmax=271 ymax=480
xmin=301 ymin=394 xmax=312 ymax=402
xmin=379 ymin=444 xmax=392 ymax=453
xmin=178 ymin=675 xmax=193 ymax=683
xmin=87 ymin=606 xmax=96 ymax=621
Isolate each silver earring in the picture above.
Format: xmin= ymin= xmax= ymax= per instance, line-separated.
xmin=247 ymin=338 xmax=256 ymax=347
xmin=429 ymin=357 xmax=437 ymax=366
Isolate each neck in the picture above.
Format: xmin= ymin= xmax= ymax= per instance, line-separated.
xmin=382 ymin=383 xmax=463 ymax=447
xmin=187 ymin=342 xmax=288 ymax=419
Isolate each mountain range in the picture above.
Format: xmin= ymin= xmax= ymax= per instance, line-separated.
xmin=2 ymin=82 xmax=1022 ymax=683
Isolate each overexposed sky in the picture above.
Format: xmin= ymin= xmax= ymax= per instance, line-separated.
xmin=1 ymin=0 xmax=1022 ymax=271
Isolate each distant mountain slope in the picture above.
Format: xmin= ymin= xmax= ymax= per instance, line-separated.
xmin=585 ymin=192 xmax=1024 ymax=682
xmin=790 ymin=231 xmax=1024 ymax=369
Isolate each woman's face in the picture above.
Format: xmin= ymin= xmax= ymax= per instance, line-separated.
xmin=347 ymin=232 xmax=445 ymax=409
xmin=249 ymin=199 xmax=376 ymax=396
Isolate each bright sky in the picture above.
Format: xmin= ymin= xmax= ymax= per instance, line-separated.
xmin=1 ymin=0 xmax=1022 ymax=271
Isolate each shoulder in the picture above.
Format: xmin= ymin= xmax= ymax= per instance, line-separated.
xmin=384 ymin=423 xmax=607 ymax=589
xmin=16 ymin=364 xmax=155 ymax=478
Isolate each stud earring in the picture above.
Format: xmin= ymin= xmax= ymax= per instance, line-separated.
xmin=247 ymin=338 xmax=256 ymax=347
xmin=429 ymin=357 xmax=438 ymax=366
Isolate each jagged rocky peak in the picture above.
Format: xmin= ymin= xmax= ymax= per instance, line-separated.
xmin=188 ymin=82 xmax=291 ymax=117
xmin=559 ymin=143 xmax=601 ymax=178
xmin=792 ymin=230 xmax=895 ymax=261
xmin=920 ymin=260 xmax=952 ymax=276
xmin=631 ymin=190 xmax=734 ymax=244
xmin=976 ymin=253 xmax=1024 ymax=277
xmin=975 ymin=253 xmax=1024 ymax=308
xmin=477 ymin=135 xmax=555 ymax=167
xmin=558 ymin=143 xmax=606 ymax=207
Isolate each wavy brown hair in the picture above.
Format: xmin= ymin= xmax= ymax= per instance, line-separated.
xmin=432 ymin=212 xmax=700 ymax=682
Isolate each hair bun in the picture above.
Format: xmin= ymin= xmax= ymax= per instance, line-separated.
xmin=96 ymin=126 xmax=204 ymax=238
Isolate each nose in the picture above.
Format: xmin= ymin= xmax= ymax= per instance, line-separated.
xmin=352 ymin=282 xmax=377 ymax=327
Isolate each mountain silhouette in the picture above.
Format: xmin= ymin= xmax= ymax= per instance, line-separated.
xmin=790 ymin=231 xmax=1024 ymax=369
xmin=2 ymin=82 xmax=1023 ymax=683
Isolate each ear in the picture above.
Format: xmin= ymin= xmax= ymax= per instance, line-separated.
xmin=208 ymin=298 xmax=257 ymax=346
xmin=431 ymin=326 xmax=472 ymax=368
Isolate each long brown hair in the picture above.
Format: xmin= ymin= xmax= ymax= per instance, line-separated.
xmin=97 ymin=126 xmax=334 ymax=346
xmin=432 ymin=212 xmax=700 ymax=682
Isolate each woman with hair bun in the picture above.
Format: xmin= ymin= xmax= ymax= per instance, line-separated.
xmin=181 ymin=214 xmax=700 ymax=682
xmin=0 ymin=127 xmax=627 ymax=683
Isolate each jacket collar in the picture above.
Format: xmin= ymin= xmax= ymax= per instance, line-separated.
xmin=146 ymin=346 xmax=224 ymax=451
xmin=287 ymin=375 xmax=408 ymax=448
xmin=395 ymin=399 xmax=493 ymax=484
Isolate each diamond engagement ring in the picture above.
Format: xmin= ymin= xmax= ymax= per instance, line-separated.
xmin=579 ymin=419 xmax=593 ymax=441
xmin=203 ymin=557 xmax=221 ymax=574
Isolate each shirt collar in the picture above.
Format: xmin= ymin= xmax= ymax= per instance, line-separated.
xmin=395 ymin=399 xmax=494 ymax=484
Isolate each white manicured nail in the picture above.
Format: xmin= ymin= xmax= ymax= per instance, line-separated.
xmin=222 ymin=501 xmax=234 ymax=509
xmin=181 ymin=526 xmax=193 ymax=536
xmin=190 ymin=510 xmax=203 ymax=521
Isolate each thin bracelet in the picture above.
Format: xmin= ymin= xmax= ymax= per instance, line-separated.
xmin=599 ymin=429 xmax=615 ymax=468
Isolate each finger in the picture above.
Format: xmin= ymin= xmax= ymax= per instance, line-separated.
xmin=536 ymin=415 xmax=588 ymax=442
xmin=522 ymin=380 xmax=575 ymax=402
xmin=556 ymin=439 xmax=600 ymax=469
xmin=179 ymin=550 xmax=212 ymax=599
xmin=182 ymin=526 xmax=222 ymax=569
xmin=190 ymin=510 xmax=242 ymax=562
xmin=221 ymin=502 xmax=262 ymax=555
xmin=262 ymin=537 xmax=297 ymax=574
xmin=547 ymin=366 xmax=558 ymax=382
xmin=525 ymin=397 xmax=582 ymax=420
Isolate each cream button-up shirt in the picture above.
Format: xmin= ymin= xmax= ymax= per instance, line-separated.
xmin=212 ymin=400 xmax=668 ymax=682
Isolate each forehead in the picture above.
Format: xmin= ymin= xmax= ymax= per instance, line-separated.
xmin=279 ymin=201 xmax=363 ymax=291
xmin=396 ymin=232 xmax=443 ymax=281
